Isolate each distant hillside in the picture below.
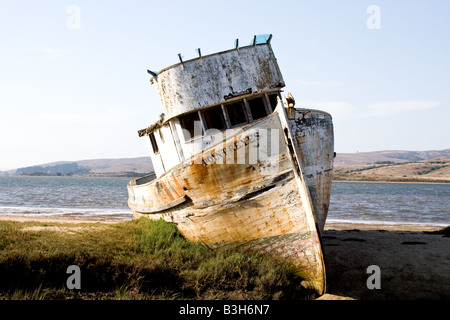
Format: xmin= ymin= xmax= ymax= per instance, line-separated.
xmin=2 ymin=157 xmax=154 ymax=177
xmin=76 ymin=157 xmax=153 ymax=175
xmin=334 ymin=149 xmax=450 ymax=183
xmin=334 ymin=149 xmax=450 ymax=166
xmin=2 ymin=149 xmax=449 ymax=182
xmin=15 ymin=162 xmax=88 ymax=176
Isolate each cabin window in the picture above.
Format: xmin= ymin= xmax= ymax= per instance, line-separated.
xmin=268 ymin=93 xmax=278 ymax=111
xmin=203 ymin=106 xmax=226 ymax=131
xmin=149 ymin=132 xmax=159 ymax=154
xmin=248 ymin=97 xmax=268 ymax=120
xmin=158 ymin=129 xmax=164 ymax=143
xmin=179 ymin=112 xmax=203 ymax=141
xmin=226 ymin=101 xmax=248 ymax=126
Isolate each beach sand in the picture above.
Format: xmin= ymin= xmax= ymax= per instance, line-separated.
xmin=320 ymin=222 xmax=450 ymax=300
xmin=0 ymin=214 xmax=125 ymax=224
xmin=1 ymin=215 xmax=449 ymax=300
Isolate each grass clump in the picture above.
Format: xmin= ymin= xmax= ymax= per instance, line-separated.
xmin=0 ymin=218 xmax=313 ymax=300
xmin=430 ymin=226 xmax=450 ymax=237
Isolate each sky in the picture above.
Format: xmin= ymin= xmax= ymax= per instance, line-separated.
xmin=0 ymin=0 xmax=449 ymax=170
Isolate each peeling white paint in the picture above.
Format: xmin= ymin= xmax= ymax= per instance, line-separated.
xmin=153 ymin=44 xmax=284 ymax=120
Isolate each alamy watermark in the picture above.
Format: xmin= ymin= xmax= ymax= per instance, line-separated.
xmin=367 ymin=5 xmax=381 ymax=30
xmin=67 ymin=5 xmax=81 ymax=30
xmin=66 ymin=265 xmax=81 ymax=290
xmin=366 ymin=265 xmax=381 ymax=289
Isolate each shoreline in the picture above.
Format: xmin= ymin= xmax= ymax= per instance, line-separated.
xmin=332 ymin=179 xmax=450 ymax=185
xmin=324 ymin=220 xmax=445 ymax=232
xmin=1 ymin=214 xmax=446 ymax=231
xmin=0 ymin=214 xmax=126 ymax=224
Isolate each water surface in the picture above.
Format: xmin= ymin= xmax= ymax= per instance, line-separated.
xmin=328 ymin=181 xmax=449 ymax=226
xmin=0 ymin=177 xmax=448 ymax=225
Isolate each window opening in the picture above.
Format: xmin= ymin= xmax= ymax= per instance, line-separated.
xmin=226 ymin=101 xmax=248 ymax=126
xmin=149 ymin=132 xmax=159 ymax=154
xmin=203 ymin=106 xmax=226 ymax=131
xmin=248 ymin=97 xmax=268 ymax=120
xmin=268 ymin=93 xmax=279 ymax=111
xmin=179 ymin=112 xmax=203 ymax=141
xmin=159 ymin=129 xmax=164 ymax=143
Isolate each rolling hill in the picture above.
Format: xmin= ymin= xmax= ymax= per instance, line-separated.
xmin=1 ymin=149 xmax=449 ymax=182
xmin=334 ymin=149 xmax=450 ymax=183
xmin=1 ymin=157 xmax=154 ymax=177
xmin=334 ymin=149 xmax=450 ymax=166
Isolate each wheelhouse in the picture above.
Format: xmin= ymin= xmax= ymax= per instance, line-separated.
xmin=137 ymin=35 xmax=285 ymax=177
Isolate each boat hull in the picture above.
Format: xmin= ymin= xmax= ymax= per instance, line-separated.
xmin=128 ymin=107 xmax=333 ymax=295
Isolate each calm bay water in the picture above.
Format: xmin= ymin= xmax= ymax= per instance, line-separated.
xmin=327 ymin=181 xmax=449 ymax=226
xmin=0 ymin=176 xmax=132 ymax=220
xmin=0 ymin=176 xmax=448 ymax=225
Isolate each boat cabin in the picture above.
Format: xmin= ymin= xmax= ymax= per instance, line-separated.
xmin=138 ymin=34 xmax=286 ymax=178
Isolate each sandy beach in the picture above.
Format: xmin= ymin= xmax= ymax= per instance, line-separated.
xmin=320 ymin=222 xmax=450 ymax=300
xmin=1 ymin=215 xmax=449 ymax=300
xmin=0 ymin=214 xmax=125 ymax=224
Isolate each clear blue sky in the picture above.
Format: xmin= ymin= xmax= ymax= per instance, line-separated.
xmin=1 ymin=0 xmax=449 ymax=170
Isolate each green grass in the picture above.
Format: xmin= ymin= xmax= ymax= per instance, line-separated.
xmin=431 ymin=226 xmax=450 ymax=237
xmin=0 ymin=218 xmax=313 ymax=300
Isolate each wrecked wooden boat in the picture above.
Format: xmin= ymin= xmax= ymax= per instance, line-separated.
xmin=127 ymin=34 xmax=334 ymax=296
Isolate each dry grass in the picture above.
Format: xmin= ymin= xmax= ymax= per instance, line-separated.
xmin=0 ymin=218 xmax=313 ymax=300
